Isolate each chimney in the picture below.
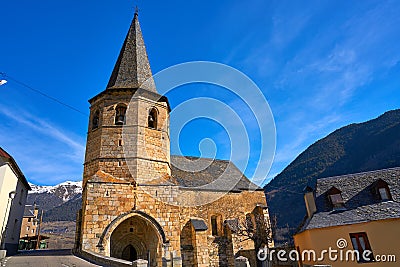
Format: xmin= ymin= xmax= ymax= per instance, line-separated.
xmin=304 ymin=186 xmax=316 ymax=218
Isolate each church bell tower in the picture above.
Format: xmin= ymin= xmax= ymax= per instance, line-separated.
xmin=77 ymin=11 xmax=174 ymax=260
xmin=82 ymin=11 xmax=171 ymax=187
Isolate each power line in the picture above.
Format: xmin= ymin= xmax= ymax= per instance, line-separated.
xmin=0 ymin=72 xmax=88 ymax=117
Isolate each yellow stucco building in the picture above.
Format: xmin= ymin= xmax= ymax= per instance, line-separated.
xmin=294 ymin=167 xmax=400 ymax=267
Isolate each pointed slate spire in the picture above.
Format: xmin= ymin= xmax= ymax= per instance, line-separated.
xmin=106 ymin=10 xmax=157 ymax=92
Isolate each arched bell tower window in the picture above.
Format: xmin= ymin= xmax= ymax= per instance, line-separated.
xmin=115 ymin=104 xmax=127 ymax=125
xmin=148 ymin=108 xmax=158 ymax=129
xmin=92 ymin=110 xmax=100 ymax=130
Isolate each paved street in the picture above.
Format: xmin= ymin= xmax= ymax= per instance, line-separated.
xmin=1 ymin=249 xmax=101 ymax=267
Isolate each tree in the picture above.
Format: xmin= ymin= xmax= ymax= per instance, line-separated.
xmin=229 ymin=207 xmax=276 ymax=266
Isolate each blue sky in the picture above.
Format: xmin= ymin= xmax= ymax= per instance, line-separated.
xmin=1 ymin=0 xmax=400 ymax=186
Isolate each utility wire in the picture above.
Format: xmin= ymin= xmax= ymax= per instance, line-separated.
xmin=0 ymin=72 xmax=88 ymax=117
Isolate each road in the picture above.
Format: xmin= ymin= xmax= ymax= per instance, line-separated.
xmin=1 ymin=249 xmax=101 ymax=267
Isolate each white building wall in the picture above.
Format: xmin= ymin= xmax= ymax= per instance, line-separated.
xmin=0 ymin=162 xmax=28 ymax=255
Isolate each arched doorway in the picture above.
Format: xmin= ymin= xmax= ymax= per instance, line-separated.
xmin=109 ymin=214 xmax=162 ymax=266
xmin=121 ymin=244 xmax=138 ymax=261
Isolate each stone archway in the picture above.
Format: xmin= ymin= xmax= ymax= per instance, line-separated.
xmin=100 ymin=211 xmax=166 ymax=266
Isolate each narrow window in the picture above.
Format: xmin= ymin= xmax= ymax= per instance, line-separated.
xmin=118 ymin=139 xmax=123 ymax=146
xmin=92 ymin=110 xmax=100 ymax=130
xmin=350 ymin=232 xmax=374 ymax=262
xmin=115 ymin=105 xmax=127 ymax=125
xmin=28 ymin=218 xmax=31 ymax=222
xmin=148 ymin=108 xmax=158 ymax=129
xmin=211 ymin=216 xmax=218 ymax=236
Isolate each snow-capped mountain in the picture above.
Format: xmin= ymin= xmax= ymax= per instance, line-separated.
xmin=29 ymin=181 xmax=82 ymax=201
xmin=27 ymin=181 xmax=83 ymax=222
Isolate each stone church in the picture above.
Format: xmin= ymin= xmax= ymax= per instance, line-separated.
xmin=75 ymin=10 xmax=272 ymax=267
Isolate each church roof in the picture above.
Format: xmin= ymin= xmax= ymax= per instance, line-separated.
xmin=170 ymin=156 xmax=262 ymax=192
xmin=106 ymin=10 xmax=156 ymax=92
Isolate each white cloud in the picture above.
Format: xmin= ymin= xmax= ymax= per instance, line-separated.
xmin=0 ymin=106 xmax=85 ymax=184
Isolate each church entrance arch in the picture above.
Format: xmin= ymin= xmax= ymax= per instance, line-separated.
xmin=106 ymin=212 xmax=164 ymax=266
xmin=121 ymin=244 xmax=137 ymax=261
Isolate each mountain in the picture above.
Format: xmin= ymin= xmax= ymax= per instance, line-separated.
xmin=265 ymin=109 xmax=400 ymax=244
xmin=27 ymin=181 xmax=82 ymax=222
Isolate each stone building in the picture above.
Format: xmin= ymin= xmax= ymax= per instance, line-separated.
xmin=76 ymin=11 xmax=272 ymax=267
xmin=19 ymin=205 xmax=39 ymax=238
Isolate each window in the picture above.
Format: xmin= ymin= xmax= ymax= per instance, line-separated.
xmin=379 ymin=187 xmax=390 ymax=200
xmin=327 ymin=186 xmax=345 ymax=209
xmin=350 ymin=232 xmax=374 ymax=262
xmin=211 ymin=214 xmax=222 ymax=236
xmin=92 ymin=110 xmax=100 ymax=130
xmin=330 ymin=194 xmax=344 ymax=205
xmin=28 ymin=218 xmax=31 ymax=222
xmin=374 ymin=179 xmax=392 ymax=201
xmin=27 ymin=226 xmax=30 ymax=231
xmin=148 ymin=108 xmax=158 ymax=129
xmin=115 ymin=105 xmax=127 ymax=125
xmin=211 ymin=216 xmax=218 ymax=236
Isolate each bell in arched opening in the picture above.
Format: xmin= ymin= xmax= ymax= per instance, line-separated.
xmin=115 ymin=105 xmax=127 ymax=125
xmin=148 ymin=108 xmax=157 ymax=129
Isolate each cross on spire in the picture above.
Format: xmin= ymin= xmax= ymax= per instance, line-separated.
xmin=106 ymin=7 xmax=157 ymax=92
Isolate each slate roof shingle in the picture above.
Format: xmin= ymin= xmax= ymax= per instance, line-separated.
xmin=170 ymin=156 xmax=262 ymax=192
xmin=23 ymin=206 xmax=35 ymax=218
xmin=300 ymin=167 xmax=400 ymax=232
xmin=106 ymin=11 xmax=156 ymax=92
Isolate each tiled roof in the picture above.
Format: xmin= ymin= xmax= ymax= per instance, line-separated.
xmin=0 ymin=147 xmax=11 ymax=158
xmin=190 ymin=219 xmax=208 ymax=231
xmin=170 ymin=156 xmax=262 ymax=192
xmin=300 ymin=167 xmax=400 ymax=232
xmin=23 ymin=206 xmax=35 ymax=218
xmin=106 ymin=11 xmax=156 ymax=92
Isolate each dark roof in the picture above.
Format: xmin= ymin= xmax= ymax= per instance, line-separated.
xmin=170 ymin=156 xmax=262 ymax=192
xmin=0 ymin=147 xmax=31 ymax=190
xmin=190 ymin=219 xmax=208 ymax=231
xmin=106 ymin=11 xmax=156 ymax=92
xmin=23 ymin=206 xmax=35 ymax=218
xmin=299 ymin=167 xmax=400 ymax=232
